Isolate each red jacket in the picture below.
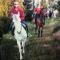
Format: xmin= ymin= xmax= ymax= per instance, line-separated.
xmin=9 ymin=6 xmax=25 ymax=21
xmin=34 ymin=7 xmax=42 ymax=15
xmin=34 ymin=5 xmax=44 ymax=14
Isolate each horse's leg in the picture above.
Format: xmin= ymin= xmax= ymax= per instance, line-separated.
xmin=17 ymin=40 xmax=23 ymax=60
xmin=38 ymin=26 xmax=43 ymax=37
xmin=40 ymin=27 xmax=43 ymax=37
xmin=22 ymin=38 xmax=27 ymax=54
xmin=35 ymin=24 xmax=38 ymax=34
xmin=38 ymin=26 xmax=40 ymax=37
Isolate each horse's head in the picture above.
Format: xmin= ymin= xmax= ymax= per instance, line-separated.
xmin=12 ymin=13 xmax=22 ymax=34
xmin=12 ymin=13 xmax=21 ymax=22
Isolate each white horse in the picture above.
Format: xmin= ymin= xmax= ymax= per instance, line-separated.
xmin=53 ymin=9 xmax=59 ymax=18
xmin=12 ymin=13 xmax=27 ymax=60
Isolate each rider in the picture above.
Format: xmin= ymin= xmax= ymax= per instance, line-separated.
xmin=33 ymin=3 xmax=44 ymax=37
xmin=8 ymin=1 xmax=28 ymax=36
xmin=34 ymin=3 xmax=44 ymax=26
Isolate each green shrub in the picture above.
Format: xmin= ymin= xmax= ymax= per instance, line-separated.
xmin=1 ymin=16 xmax=9 ymax=33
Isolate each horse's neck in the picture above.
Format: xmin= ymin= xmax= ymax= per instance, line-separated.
xmin=12 ymin=14 xmax=22 ymax=31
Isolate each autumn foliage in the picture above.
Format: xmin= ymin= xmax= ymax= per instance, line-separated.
xmin=0 ymin=0 xmax=24 ymax=16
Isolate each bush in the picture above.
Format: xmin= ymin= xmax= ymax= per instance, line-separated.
xmin=57 ymin=1 xmax=60 ymax=14
xmin=53 ymin=1 xmax=60 ymax=15
xmin=1 ymin=16 xmax=10 ymax=34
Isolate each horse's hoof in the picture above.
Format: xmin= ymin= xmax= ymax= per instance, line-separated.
xmin=20 ymin=58 xmax=23 ymax=60
xmin=20 ymin=56 xmax=23 ymax=60
xmin=18 ymin=58 xmax=23 ymax=60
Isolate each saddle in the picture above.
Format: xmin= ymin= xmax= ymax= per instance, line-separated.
xmin=21 ymin=23 xmax=28 ymax=37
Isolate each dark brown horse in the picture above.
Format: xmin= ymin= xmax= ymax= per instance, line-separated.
xmin=33 ymin=8 xmax=46 ymax=37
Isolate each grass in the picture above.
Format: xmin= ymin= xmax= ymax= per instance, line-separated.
xmin=1 ymin=17 xmax=60 ymax=60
